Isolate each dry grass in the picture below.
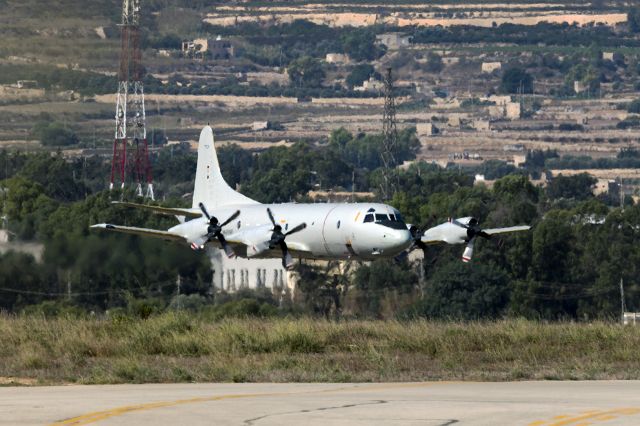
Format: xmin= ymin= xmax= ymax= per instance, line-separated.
xmin=0 ymin=313 xmax=639 ymax=385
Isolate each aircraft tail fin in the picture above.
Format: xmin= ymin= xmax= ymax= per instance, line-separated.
xmin=192 ymin=126 xmax=259 ymax=210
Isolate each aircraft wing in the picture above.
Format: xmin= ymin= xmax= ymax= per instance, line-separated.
xmin=225 ymin=225 xmax=312 ymax=258
xmin=90 ymin=224 xmax=186 ymax=242
xmin=483 ymin=225 xmax=531 ymax=235
xmin=420 ymin=236 xmax=445 ymax=244
xmin=112 ymin=201 xmax=202 ymax=218
xmin=225 ymin=225 xmax=273 ymax=257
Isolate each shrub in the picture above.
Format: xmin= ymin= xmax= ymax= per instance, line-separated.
xmin=31 ymin=121 xmax=79 ymax=146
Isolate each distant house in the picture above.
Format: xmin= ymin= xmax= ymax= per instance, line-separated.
xmin=252 ymin=121 xmax=270 ymax=131
xmin=416 ymin=123 xmax=438 ymax=136
xmin=442 ymin=57 xmax=460 ymax=65
xmin=488 ymin=95 xmax=512 ymax=105
xmin=472 ymin=120 xmax=491 ymax=131
xmin=182 ymin=36 xmax=233 ymax=60
xmin=209 ymin=36 xmax=234 ymax=59
xmin=16 ymin=80 xmax=38 ymax=89
xmin=325 ymin=53 xmax=350 ymax=64
xmin=375 ymin=33 xmax=411 ymax=49
xmin=481 ymin=62 xmax=502 ymax=73
xmin=574 ymin=80 xmax=588 ymax=94
xmin=448 ymin=115 xmax=461 ymax=128
xmin=354 ymin=77 xmax=384 ymax=92
xmin=490 ymin=102 xmax=521 ymax=120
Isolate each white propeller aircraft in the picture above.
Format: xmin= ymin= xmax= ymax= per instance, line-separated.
xmin=91 ymin=126 xmax=413 ymax=268
xmin=91 ymin=126 xmax=531 ymax=268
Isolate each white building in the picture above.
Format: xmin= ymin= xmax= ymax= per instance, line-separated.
xmin=354 ymin=77 xmax=384 ymax=92
xmin=325 ymin=53 xmax=350 ymax=64
xmin=208 ymin=248 xmax=293 ymax=295
xmin=481 ymin=62 xmax=502 ymax=73
xmin=375 ymin=33 xmax=411 ymax=49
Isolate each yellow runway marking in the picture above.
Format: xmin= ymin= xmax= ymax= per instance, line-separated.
xmin=529 ymin=407 xmax=640 ymax=426
xmin=50 ymin=381 xmax=455 ymax=425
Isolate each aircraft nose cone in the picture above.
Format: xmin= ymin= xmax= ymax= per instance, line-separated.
xmin=383 ymin=229 xmax=413 ymax=252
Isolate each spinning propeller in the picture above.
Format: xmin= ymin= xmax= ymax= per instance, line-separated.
xmin=266 ymin=208 xmax=306 ymax=269
xmin=395 ymin=215 xmax=437 ymax=268
xmin=199 ymin=202 xmax=240 ymax=258
xmin=449 ymin=217 xmax=495 ymax=262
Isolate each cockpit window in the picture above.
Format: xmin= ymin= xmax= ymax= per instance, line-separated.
xmin=364 ymin=211 xmax=407 ymax=229
xmin=375 ymin=214 xmax=388 ymax=222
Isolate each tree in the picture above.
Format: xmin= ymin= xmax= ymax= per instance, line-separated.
xmin=500 ymin=67 xmax=534 ymax=94
xmin=287 ymin=56 xmax=325 ymax=88
xmin=31 ymin=121 xmax=79 ymax=146
xmin=352 ymin=259 xmax=417 ymax=318
xmin=547 ymin=173 xmax=596 ymax=201
xmin=19 ymin=153 xmax=87 ymax=202
xmin=345 ymin=64 xmax=376 ymax=88
xmin=424 ymin=52 xmax=444 ymax=73
xmin=412 ymin=261 xmax=510 ymax=320
xmin=629 ymin=7 xmax=640 ymax=33
xmin=627 ymin=99 xmax=640 ymax=114
xmin=341 ymin=30 xmax=383 ymax=62
xmin=328 ymin=127 xmax=353 ymax=149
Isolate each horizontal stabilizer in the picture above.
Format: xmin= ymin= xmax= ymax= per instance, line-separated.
xmin=91 ymin=224 xmax=186 ymax=242
xmin=112 ymin=201 xmax=202 ymax=218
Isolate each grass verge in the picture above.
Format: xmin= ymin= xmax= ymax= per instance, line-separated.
xmin=0 ymin=313 xmax=638 ymax=385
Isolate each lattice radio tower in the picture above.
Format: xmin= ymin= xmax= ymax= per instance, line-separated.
xmin=110 ymin=0 xmax=154 ymax=200
xmin=381 ymin=67 xmax=398 ymax=199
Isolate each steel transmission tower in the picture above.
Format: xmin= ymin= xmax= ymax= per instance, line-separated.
xmin=381 ymin=67 xmax=398 ymax=199
xmin=110 ymin=0 xmax=154 ymax=199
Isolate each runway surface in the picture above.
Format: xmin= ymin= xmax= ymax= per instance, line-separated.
xmin=1 ymin=381 xmax=639 ymax=425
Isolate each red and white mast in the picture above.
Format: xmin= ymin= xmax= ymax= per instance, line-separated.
xmin=110 ymin=0 xmax=154 ymax=200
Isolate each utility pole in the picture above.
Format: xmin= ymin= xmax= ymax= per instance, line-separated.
xmin=109 ymin=0 xmax=154 ymax=200
xmin=620 ymin=278 xmax=626 ymax=323
xmin=381 ymin=67 xmax=399 ymax=200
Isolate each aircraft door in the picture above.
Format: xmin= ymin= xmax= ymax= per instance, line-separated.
xmin=321 ymin=205 xmax=354 ymax=257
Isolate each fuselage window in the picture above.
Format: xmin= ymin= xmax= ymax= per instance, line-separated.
xmin=364 ymin=214 xmax=374 ymax=223
xmin=285 ymin=223 xmax=289 ymax=231
xmin=375 ymin=214 xmax=388 ymax=222
xmin=337 ymin=220 xmax=341 ymax=229
xmin=237 ymin=220 xmax=241 ymax=229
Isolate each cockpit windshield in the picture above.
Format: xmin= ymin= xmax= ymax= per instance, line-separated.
xmin=363 ymin=210 xmax=407 ymax=229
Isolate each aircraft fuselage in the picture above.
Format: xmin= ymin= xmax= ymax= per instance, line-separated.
xmin=169 ymin=202 xmax=412 ymax=261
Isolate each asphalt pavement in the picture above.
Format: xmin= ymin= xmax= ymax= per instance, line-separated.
xmin=1 ymin=381 xmax=639 ymax=425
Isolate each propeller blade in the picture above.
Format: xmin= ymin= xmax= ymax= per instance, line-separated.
xmin=450 ymin=218 xmax=469 ymax=229
xmin=462 ymin=237 xmax=475 ymax=263
xmin=276 ymin=240 xmax=294 ymax=269
xmin=284 ymin=222 xmax=307 ymax=236
xmin=216 ymin=233 xmax=235 ymax=258
xmin=283 ymin=250 xmax=294 ymax=269
xmin=219 ymin=210 xmax=240 ymax=228
xmin=198 ymin=202 xmax=211 ymax=220
xmin=267 ymin=208 xmax=277 ymax=228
